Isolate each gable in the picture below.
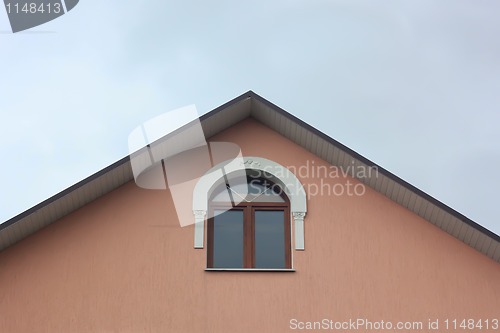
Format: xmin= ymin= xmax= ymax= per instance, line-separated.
xmin=0 ymin=91 xmax=499 ymax=264
xmin=1 ymin=118 xmax=499 ymax=332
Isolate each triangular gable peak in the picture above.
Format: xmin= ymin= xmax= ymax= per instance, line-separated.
xmin=1 ymin=91 xmax=499 ymax=263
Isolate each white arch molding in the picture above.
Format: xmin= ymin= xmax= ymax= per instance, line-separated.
xmin=192 ymin=156 xmax=307 ymax=250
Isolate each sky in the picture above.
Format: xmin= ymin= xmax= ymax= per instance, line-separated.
xmin=1 ymin=0 xmax=499 ymax=235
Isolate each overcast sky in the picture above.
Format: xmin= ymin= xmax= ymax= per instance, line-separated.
xmin=1 ymin=1 xmax=499 ymax=235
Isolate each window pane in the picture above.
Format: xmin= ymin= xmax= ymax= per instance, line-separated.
xmin=213 ymin=210 xmax=244 ymax=268
xmin=247 ymin=181 xmax=285 ymax=203
xmin=211 ymin=184 xmax=247 ymax=202
xmin=254 ymin=210 xmax=286 ymax=268
xmin=211 ymin=181 xmax=285 ymax=203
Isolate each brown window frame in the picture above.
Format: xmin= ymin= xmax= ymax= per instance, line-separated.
xmin=207 ymin=180 xmax=291 ymax=269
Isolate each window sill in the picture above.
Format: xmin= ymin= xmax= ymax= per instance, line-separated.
xmin=205 ymin=268 xmax=295 ymax=272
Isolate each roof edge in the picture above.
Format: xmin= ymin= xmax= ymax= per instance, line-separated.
xmin=0 ymin=91 xmax=255 ymax=232
xmin=249 ymin=92 xmax=500 ymax=243
xmin=0 ymin=156 xmax=130 ymax=232
xmin=1 ymin=90 xmax=499 ymax=247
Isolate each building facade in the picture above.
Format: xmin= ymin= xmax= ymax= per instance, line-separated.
xmin=0 ymin=92 xmax=499 ymax=332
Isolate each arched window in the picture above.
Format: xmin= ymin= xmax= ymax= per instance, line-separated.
xmin=193 ymin=157 xmax=307 ymax=261
xmin=207 ymin=176 xmax=291 ymax=269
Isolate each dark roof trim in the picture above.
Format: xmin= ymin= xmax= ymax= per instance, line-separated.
xmin=2 ymin=90 xmax=498 ymax=247
xmin=247 ymin=91 xmax=500 ymax=242
xmin=0 ymin=156 xmax=130 ymax=231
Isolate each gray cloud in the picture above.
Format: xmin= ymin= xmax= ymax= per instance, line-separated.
xmin=1 ymin=0 xmax=499 ymax=234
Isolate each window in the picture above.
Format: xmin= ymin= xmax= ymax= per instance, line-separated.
xmin=207 ymin=177 xmax=291 ymax=269
xmin=192 ymin=156 xmax=307 ymax=251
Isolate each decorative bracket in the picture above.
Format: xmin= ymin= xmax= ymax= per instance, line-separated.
xmin=193 ymin=210 xmax=206 ymax=248
xmin=293 ymin=212 xmax=306 ymax=250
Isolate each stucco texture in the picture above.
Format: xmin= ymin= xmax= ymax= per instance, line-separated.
xmin=0 ymin=119 xmax=499 ymax=333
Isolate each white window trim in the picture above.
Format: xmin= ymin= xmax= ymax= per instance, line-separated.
xmin=192 ymin=156 xmax=307 ymax=250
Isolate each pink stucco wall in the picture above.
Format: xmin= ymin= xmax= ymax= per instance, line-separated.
xmin=0 ymin=118 xmax=499 ymax=333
